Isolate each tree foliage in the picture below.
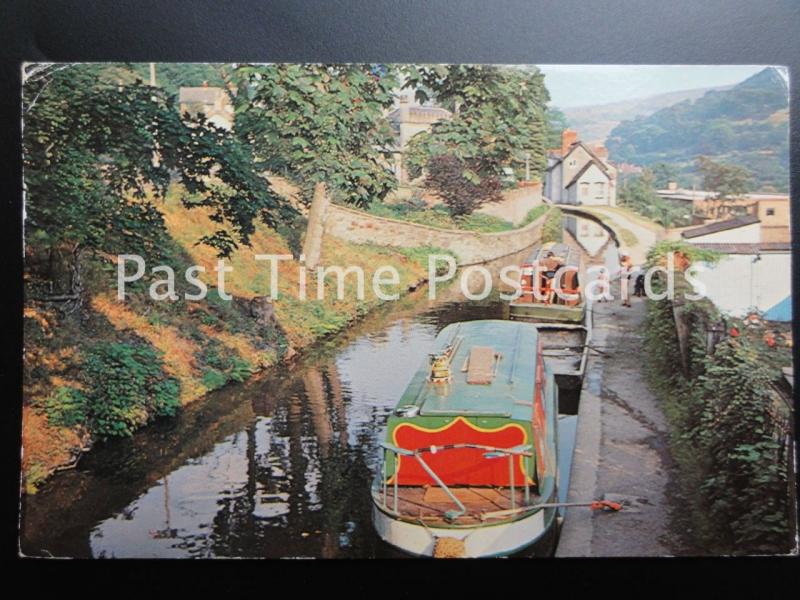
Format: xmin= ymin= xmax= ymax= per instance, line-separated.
xmin=23 ymin=63 xmax=293 ymax=259
xmin=618 ymin=169 xmax=692 ymax=228
xmin=545 ymin=107 xmax=569 ymax=149
xmin=403 ymin=65 xmax=549 ymax=181
xmin=696 ymin=155 xmax=753 ymax=200
xmin=606 ymin=67 xmax=788 ymax=191
xmin=45 ymin=342 xmax=180 ymax=439
xmin=424 ymin=155 xmax=502 ymax=217
xmin=644 ymin=270 xmax=793 ymax=554
xmin=650 ymin=162 xmax=679 ymax=188
xmin=231 ymin=63 xmax=399 ymax=208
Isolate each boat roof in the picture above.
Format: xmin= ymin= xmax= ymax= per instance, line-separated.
xmin=526 ymin=242 xmax=581 ymax=268
xmin=394 ymin=320 xmax=546 ymax=421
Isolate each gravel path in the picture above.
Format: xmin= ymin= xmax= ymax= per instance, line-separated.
xmin=556 ymin=281 xmax=699 ymax=556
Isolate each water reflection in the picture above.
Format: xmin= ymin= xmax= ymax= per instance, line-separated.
xmin=21 ymin=253 xmax=522 ymax=558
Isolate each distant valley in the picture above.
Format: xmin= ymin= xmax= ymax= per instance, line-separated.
xmin=561 ymin=85 xmax=729 ymax=144
xmin=605 ymin=67 xmax=789 ymax=192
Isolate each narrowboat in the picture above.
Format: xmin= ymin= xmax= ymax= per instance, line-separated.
xmin=371 ymin=320 xmax=560 ymax=558
xmin=509 ymin=242 xmax=585 ymax=324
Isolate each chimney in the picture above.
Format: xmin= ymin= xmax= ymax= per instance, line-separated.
xmin=561 ymin=129 xmax=578 ymax=157
xmin=398 ymin=93 xmax=411 ymax=122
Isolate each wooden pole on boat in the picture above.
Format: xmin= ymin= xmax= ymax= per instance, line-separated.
xmin=480 ymin=499 xmax=622 ymax=521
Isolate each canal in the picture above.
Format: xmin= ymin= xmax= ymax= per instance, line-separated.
xmin=20 ymin=216 xmax=619 ymax=558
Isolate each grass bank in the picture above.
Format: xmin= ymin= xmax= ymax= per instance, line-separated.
xmin=366 ymin=202 xmax=514 ymax=232
xmin=22 ymin=185 xmax=446 ymax=493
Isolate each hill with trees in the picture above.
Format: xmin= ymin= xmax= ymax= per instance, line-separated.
xmin=562 ymin=84 xmax=725 ymax=144
xmin=606 ymin=68 xmax=789 ymax=191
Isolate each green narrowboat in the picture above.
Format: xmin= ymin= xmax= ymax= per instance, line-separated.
xmin=371 ymin=320 xmax=560 ymax=558
xmin=509 ymin=242 xmax=585 ymax=324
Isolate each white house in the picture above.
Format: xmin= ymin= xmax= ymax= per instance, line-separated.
xmin=681 ymin=216 xmax=791 ymax=321
xmin=544 ymin=129 xmax=617 ymax=206
xmin=563 ymin=214 xmax=613 ymax=257
xmin=689 ymin=242 xmax=791 ymax=321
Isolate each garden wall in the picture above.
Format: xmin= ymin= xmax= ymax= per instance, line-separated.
xmin=323 ymin=203 xmax=547 ymax=266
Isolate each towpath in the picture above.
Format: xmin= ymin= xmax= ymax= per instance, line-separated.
xmin=571 ymin=205 xmax=663 ymax=266
xmin=556 ymin=279 xmax=698 ymax=556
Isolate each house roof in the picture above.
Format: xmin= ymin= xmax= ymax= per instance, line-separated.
xmin=564 ymin=158 xmax=611 ymax=188
xmin=565 ymin=141 xmax=610 ymax=170
xmin=657 ymin=189 xmax=790 ymax=202
xmin=681 ymin=215 xmax=760 ymax=239
xmin=689 ymin=242 xmax=789 ymax=254
xmin=549 ymin=140 xmax=614 ymax=174
xmin=546 ymin=158 xmax=562 ymax=171
xmin=179 ymin=87 xmax=225 ymax=104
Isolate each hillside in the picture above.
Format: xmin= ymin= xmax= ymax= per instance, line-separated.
xmin=562 ymin=85 xmax=726 ymax=144
xmin=606 ymin=67 xmax=789 ymax=191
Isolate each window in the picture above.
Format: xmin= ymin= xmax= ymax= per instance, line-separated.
xmin=766 ymin=208 xmax=775 ymax=216
xmin=594 ymin=182 xmax=605 ymax=198
xmin=580 ymin=182 xmax=590 ymax=198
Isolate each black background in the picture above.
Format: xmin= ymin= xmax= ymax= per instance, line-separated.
xmin=1 ymin=0 xmax=798 ymax=591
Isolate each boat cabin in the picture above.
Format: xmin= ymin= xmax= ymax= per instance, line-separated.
xmin=509 ymin=243 xmax=585 ymax=324
xmin=373 ymin=320 xmax=558 ymax=534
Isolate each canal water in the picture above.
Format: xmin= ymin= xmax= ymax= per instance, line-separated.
xmin=20 ymin=217 xmax=618 ymax=558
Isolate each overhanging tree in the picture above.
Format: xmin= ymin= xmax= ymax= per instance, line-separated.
xmin=23 ymin=63 xmax=294 ymax=264
xmin=401 ymin=65 xmax=549 ymax=216
xmin=231 ymin=63 xmax=400 ymax=208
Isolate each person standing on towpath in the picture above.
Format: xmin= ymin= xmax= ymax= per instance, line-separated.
xmin=619 ymin=254 xmax=633 ymax=308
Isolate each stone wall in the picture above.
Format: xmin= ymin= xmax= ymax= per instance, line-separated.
xmin=476 ymin=181 xmax=543 ymax=225
xmin=323 ymin=204 xmax=547 ymax=266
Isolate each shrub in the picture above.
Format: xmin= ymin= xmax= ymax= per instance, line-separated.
xmin=44 ymin=342 xmax=181 ymax=439
xmin=202 ymin=368 xmax=228 ymax=391
xmin=424 ymin=155 xmax=503 ymax=217
xmin=230 ymin=357 xmax=255 ymax=383
xmin=198 ymin=342 xmax=255 ymax=387
xmin=45 ymin=386 xmax=89 ymax=428
xmin=644 ymin=270 xmax=792 ymax=553
xmin=541 ymin=207 xmax=563 ymax=244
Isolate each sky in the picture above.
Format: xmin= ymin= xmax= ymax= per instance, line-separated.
xmin=536 ymin=65 xmax=777 ymax=108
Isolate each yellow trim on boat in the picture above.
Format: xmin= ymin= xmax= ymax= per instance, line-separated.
xmin=386 ymin=416 xmax=534 ymax=485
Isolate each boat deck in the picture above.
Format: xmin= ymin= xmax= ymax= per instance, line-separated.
xmin=377 ymin=485 xmax=538 ymax=526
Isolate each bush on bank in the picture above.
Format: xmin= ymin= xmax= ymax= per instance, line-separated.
xmin=643 ymin=243 xmax=793 ymax=554
xmin=45 ymin=342 xmax=180 ymax=439
xmin=541 ymin=206 xmax=563 ymax=244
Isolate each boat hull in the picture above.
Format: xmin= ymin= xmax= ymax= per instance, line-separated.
xmin=371 ymin=503 xmax=558 ymax=558
xmin=508 ymin=302 xmax=585 ymax=324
